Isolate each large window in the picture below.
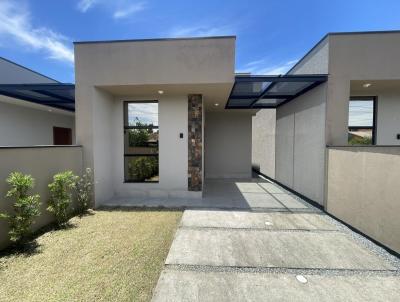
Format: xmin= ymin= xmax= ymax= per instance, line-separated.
xmin=348 ymin=97 xmax=376 ymax=145
xmin=124 ymin=101 xmax=159 ymax=182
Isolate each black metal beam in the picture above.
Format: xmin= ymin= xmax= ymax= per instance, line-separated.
xmin=33 ymin=89 xmax=74 ymax=102
xmin=0 ymin=89 xmax=75 ymax=112
xmin=235 ymin=75 xmax=328 ymax=83
xmin=0 ymin=83 xmax=74 ymax=90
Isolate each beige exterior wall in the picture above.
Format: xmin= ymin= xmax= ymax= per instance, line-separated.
xmin=74 ymin=37 xmax=235 ymax=204
xmin=0 ymin=146 xmax=82 ymax=250
xmin=326 ymin=146 xmax=400 ymax=253
xmin=205 ymin=111 xmax=252 ymax=179
xmin=326 ymin=32 xmax=400 ymax=145
xmin=252 ymin=109 xmax=276 ymax=178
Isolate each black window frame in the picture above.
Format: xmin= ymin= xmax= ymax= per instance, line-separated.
xmin=348 ymin=96 xmax=377 ymax=145
xmin=123 ymin=100 xmax=159 ymax=183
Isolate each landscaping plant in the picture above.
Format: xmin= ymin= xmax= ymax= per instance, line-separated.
xmin=0 ymin=172 xmax=41 ymax=243
xmin=75 ymin=168 xmax=93 ymax=214
xmin=47 ymin=171 xmax=77 ymax=226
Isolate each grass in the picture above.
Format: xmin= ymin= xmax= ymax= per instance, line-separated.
xmin=0 ymin=209 xmax=182 ymax=302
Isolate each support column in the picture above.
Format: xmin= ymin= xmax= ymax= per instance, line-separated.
xmin=188 ymin=94 xmax=203 ymax=191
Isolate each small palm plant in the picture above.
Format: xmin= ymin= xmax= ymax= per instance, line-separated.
xmin=0 ymin=172 xmax=41 ymax=243
xmin=47 ymin=171 xmax=77 ymax=226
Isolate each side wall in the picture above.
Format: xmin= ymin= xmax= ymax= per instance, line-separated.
xmin=0 ymin=146 xmax=82 ymax=250
xmin=275 ymin=84 xmax=327 ymax=205
xmin=0 ymin=100 xmax=75 ymax=146
xmin=252 ymin=109 xmax=276 ymax=178
xmin=326 ymin=147 xmax=400 ymax=253
xmin=205 ymin=111 xmax=252 ymax=179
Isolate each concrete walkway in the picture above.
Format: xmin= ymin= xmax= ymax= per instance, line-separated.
xmin=152 ymin=181 xmax=400 ymax=301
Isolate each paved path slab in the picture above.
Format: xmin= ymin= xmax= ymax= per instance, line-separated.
xmin=181 ymin=210 xmax=337 ymax=230
xmin=166 ymin=229 xmax=395 ymax=270
xmin=153 ymin=270 xmax=400 ymax=302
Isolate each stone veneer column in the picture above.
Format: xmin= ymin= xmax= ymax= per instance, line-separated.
xmin=188 ymin=94 xmax=203 ymax=191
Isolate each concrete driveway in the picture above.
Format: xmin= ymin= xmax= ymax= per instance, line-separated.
xmin=152 ymin=181 xmax=400 ymax=301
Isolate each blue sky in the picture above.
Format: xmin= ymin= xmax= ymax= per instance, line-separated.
xmin=0 ymin=0 xmax=400 ymax=83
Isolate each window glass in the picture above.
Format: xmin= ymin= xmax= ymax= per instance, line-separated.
xmin=348 ymin=99 xmax=375 ymax=145
xmin=124 ymin=101 xmax=159 ymax=182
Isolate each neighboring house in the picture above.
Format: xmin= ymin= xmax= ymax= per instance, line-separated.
xmin=0 ymin=57 xmax=75 ymax=146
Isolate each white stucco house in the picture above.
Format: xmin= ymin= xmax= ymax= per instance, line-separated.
xmin=0 ymin=57 xmax=75 ymax=146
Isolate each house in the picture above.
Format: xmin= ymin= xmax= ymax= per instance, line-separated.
xmin=74 ymin=31 xmax=399 ymax=253
xmin=0 ymin=57 xmax=75 ymax=146
xmin=0 ymin=30 xmax=399 ymax=254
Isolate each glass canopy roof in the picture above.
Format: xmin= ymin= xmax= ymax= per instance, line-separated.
xmin=0 ymin=83 xmax=75 ymax=112
xmin=226 ymin=75 xmax=327 ymax=109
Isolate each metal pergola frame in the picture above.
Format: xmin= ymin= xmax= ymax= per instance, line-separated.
xmin=0 ymin=83 xmax=75 ymax=112
xmin=226 ymin=74 xmax=328 ymax=109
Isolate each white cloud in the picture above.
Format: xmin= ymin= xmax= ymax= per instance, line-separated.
xmin=237 ymin=58 xmax=298 ymax=75
xmin=77 ymin=0 xmax=147 ymax=20
xmin=0 ymin=1 xmax=74 ymax=64
xmin=113 ymin=2 xmax=146 ymax=19
xmin=169 ymin=25 xmax=233 ymax=38
xmin=77 ymin=0 xmax=98 ymax=12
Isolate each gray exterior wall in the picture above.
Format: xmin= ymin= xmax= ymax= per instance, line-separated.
xmin=252 ymin=109 xmax=276 ymax=178
xmin=288 ymin=38 xmax=329 ymax=75
xmin=205 ymin=111 xmax=252 ymax=179
xmin=275 ymin=84 xmax=327 ymax=205
xmin=0 ymin=146 xmax=82 ymax=250
xmin=326 ymin=146 xmax=400 ymax=253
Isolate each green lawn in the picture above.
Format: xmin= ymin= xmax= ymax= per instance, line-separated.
xmin=0 ymin=210 xmax=182 ymax=302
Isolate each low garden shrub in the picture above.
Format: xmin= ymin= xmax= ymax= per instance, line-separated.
xmin=75 ymin=168 xmax=93 ymax=214
xmin=0 ymin=172 xmax=41 ymax=243
xmin=47 ymin=171 xmax=77 ymax=226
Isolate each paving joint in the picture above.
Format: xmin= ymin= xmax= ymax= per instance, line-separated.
xmin=164 ymin=264 xmax=400 ymax=277
xmin=178 ymin=226 xmax=341 ymax=233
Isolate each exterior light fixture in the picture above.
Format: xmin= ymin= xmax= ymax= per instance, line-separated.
xmin=214 ymin=103 xmax=219 ymax=106
xmin=158 ymin=90 xmax=164 ymax=94
xmin=363 ymin=83 xmax=372 ymax=88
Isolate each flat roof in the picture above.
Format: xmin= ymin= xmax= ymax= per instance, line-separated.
xmin=0 ymin=83 xmax=75 ymax=112
xmin=226 ymin=74 xmax=327 ymax=109
xmin=74 ymin=35 xmax=236 ymax=45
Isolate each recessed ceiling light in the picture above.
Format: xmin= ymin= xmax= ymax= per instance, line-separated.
xmin=158 ymin=90 xmax=164 ymax=94
xmin=363 ymin=83 xmax=372 ymax=88
xmin=214 ymin=103 xmax=219 ymax=106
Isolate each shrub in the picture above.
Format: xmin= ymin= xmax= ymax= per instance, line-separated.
xmin=47 ymin=171 xmax=77 ymax=226
xmin=75 ymin=168 xmax=93 ymax=214
xmin=0 ymin=172 xmax=41 ymax=243
xmin=128 ymin=157 xmax=158 ymax=181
